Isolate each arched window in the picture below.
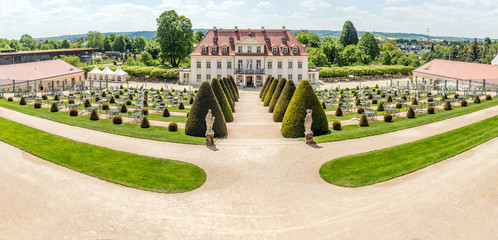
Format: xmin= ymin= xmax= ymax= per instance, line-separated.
xmin=211 ymin=46 xmax=217 ymax=54
xmin=201 ymin=46 xmax=207 ymax=53
xmin=272 ymin=46 xmax=278 ymax=54
xmin=292 ymin=46 xmax=298 ymax=54
xmin=282 ymin=46 xmax=289 ymax=54
xmin=222 ymin=46 xmax=228 ymax=54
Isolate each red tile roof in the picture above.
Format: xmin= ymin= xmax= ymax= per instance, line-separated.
xmin=413 ymin=59 xmax=498 ymax=84
xmin=191 ymin=28 xmax=308 ymax=56
xmin=0 ymin=59 xmax=84 ymax=82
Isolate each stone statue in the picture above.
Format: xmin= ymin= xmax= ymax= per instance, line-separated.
xmin=205 ymin=109 xmax=215 ymax=136
xmin=304 ymin=109 xmax=313 ymax=135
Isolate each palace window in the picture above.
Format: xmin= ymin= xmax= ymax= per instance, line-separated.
xmin=288 ymin=74 xmax=293 ymax=80
xmin=282 ymin=46 xmax=289 ymax=54
xmin=256 ymin=60 xmax=261 ymax=69
xmin=217 ymin=61 xmax=221 ymax=69
xmin=248 ymin=46 xmax=252 ymax=54
xmin=298 ymin=74 xmax=302 ymax=81
xmin=197 ymin=61 xmax=201 ymax=68
xmin=222 ymin=46 xmax=228 ymax=54
xmin=268 ymin=61 xmax=272 ymax=69
xmin=298 ymin=62 xmax=302 ymax=68
xmin=207 ymin=74 xmax=211 ymax=81
xmin=217 ymin=74 xmax=222 ymax=79
xmin=257 ymin=46 xmax=262 ymax=54
xmin=197 ymin=74 xmax=201 ymax=82
xmin=292 ymin=47 xmax=298 ymax=54
xmin=238 ymin=46 xmax=242 ymax=53
xmin=211 ymin=46 xmax=217 ymax=54
xmin=238 ymin=60 xmax=243 ymax=69
xmin=278 ymin=61 xmax=282 ymax=69
xmin=206 ymin=61 xmax=211 ymax=68
xmin=272 ymin=46 xmax=278 ymax=54
xmin=288 ymin=62 xmax=293 ymax=68
xmin=201 ymin=46 xmax=207 ymax=54
xmin=278 ymin=74 xmax=282 ymax=79
xmin=227 ymin=61 xmax=232 ymax=69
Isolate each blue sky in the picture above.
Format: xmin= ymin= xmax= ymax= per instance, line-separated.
xmin=1 ymin=0 xmax=497 ymax=39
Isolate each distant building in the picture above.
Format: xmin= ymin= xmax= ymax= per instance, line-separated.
xmin=492 ymin=55 xmax=498 ymax=66
xmin=0 ymin=48 xmax=97 ymax=65
xmin=0 ymin=59 xmax=85 ymax=92
xmin=179 ymin=26 xmax=319 ymax=87
xmin=398 ymin=44 xmax=426 ymax=54
xmin=412 ymin=59 xmax=498 ymax=86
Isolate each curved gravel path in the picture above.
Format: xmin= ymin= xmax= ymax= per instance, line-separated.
xmin=1 ymin=90 xmax=497 ymax=239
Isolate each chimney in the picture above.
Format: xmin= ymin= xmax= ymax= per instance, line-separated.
xmin=261 ymin=26 xmax=265 ymax=32
xmin=234 ymin=26 xmax=238 ymax=32
xmin=282 ymin=26 xmax=286 ymax=31
xmin=213 ymin=26 xmax=217 ymax=32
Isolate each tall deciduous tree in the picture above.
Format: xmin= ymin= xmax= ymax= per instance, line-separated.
xmin=339 ymin=20 xmax=359 ymax=46
xmin=113 ymin=35 xmax=127 ymax=52
xmin=20 ymin=34 xmax=36 ymax=50
xmin=60 ymin=39 xmax=71 ymax=49
xmin=132 ymin=37 xmax=147 ymax=52
xmin=358 ymin=32 xmax=380 ymax=60
xmin=103 ymin=36 xmax=113 ymax=51
xmin=86 ymin=31 xmax=104 ymax=51
xmin=156 ymin=10 xmax=193 ymax=67
xmin=194 ymin=30 xmax=205 ymax=43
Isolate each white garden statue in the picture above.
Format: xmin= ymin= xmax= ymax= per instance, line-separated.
xmin=304 ymin=109 xmax=313 ymax=135
xmin=205 ymin=109 xmax=215 ymax=136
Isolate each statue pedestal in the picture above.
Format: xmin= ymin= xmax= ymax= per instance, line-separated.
xmin=305 ymin=133 xmax=314 ymax=144
xmin=205 ymin=134 xmax=214 ymax=146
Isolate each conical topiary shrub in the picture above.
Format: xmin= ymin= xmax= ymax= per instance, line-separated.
xmin=162 ymin=107 xmax=170 ymax=117
xmin=179 ymin=102 xmax=185 ymax=110
xmin=185 ymin=82 xmax=227 ymax=137
xmin=359 ymin=114 xmax=369 ymax=127
xmin=474 ymin=96 xmax=481 ymax=103
xmin=387 ymin=95 xmax=393 ymax=102
xmin=140 ymin=116 xmax=150 ymax=128
xmin=263 ymin=79 xmax=279 ymax=107
xmin=228 ymin=76 xmax=239 ymax=99
xmin=273 ymin=80 xmax=296 ymax=122
xmin=211 ymin=78 xmax=234 ymax=122
xmin=377 ymin=102 xmax=384 ymax=112
xmin=223 ymin=77 xmax=238 ymax=102
xmin=109 ymin=96 xmax=115 ymax=104
xmin=260 ymin=76 xmax=271 ymax=98
xmin=261 ymin=77 xmax=273 ymax=101
xmin=220 ymin=77 xmax=235 ymax=111
xmin=19 ymin=97 xmax=26 ymax=105
xmin=281 ymin=80 xmax=329 ymax=138
xmin=444 ymin=101 xmax=452 ymax=110
xmin=50 ymin=103 xmax=59 ymax=112
xmin=189 ymin=97 xmax=194 ymax=104
xmin=268 ymin=78 xmax=287 ymax=113
xmin=90 ymin=109 xmax=99 ymax=121
xmin=411 ymin=98 xmax=418 ymax=105
xmin=84 ymin=99 xmax=91 ymax=108
xmin=335 ymin=106 xmax=343 ymax=116
xmin=407 ymin=107 xmax=416 ymax=118
xmin=120 ymin=104 xmax=127 ymax=113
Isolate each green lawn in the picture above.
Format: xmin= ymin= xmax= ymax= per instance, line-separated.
xmin=320 ymin=115 xmax=498 ymax=187
xmin=0 ymin=117 xmax=206 ymax=193
xmin=0 ymin=99 xmax=204 ymax=145
xmin=313 ymin=97 xmax=497 ymax=143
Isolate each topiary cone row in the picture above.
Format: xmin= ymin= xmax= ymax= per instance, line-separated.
xmin=211 ymin=78 xmax=234 ymax=122
xmin=268 ymin=78 xmax=287 ymax=113
xmin=263 ymin=79 xmax=279 ymax=107
xmin=273 ymin=80 xmax=296 ymax=122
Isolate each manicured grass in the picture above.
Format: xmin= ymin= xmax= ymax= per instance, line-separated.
xmin=0 ymin=117 xmax=206 ymax=193
xmin=146 ymin=112 xmax=187 ymax=123
xmin=0 ymin=99 xmax=205 ymax=145
xmin=313 ymin=97 xmax=497 ymax=143
xmin=320 ymin=115 xmax=498 ymax=187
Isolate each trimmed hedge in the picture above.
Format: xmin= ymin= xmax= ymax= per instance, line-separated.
xmin=260 ymin=76 xmax=271 ymax=98
xmin=261 ymin=77 xmax=273 ymax=101
xmin=407 ymin=107 xmax=415 ymax=118
xmin=185 ymin=82 xmax=227 ymax=137
xmin=263 ymin=79 xmax=279 ymax=107
xmin=384 ymin=114 xmax=393 ymax=122
xmin=168 ymin=122 xmax=178 ymax=132
xmin=179 ymin=102 xmax=185 ymax=110
xmin=427 ymin=107 xmax=435 ymax=114
xmin=211 ymin=78 xmax=234 ymax=122
xmin=474 ymin=96 xmax=481 ymax=104
xmin=268 ymin=78 xmax=287 ymax=113
xmin=140 ymin=117 xmax=150 ymax=128
xmin=50 ymin=103 xmax=58 ymax=112
xmin=113 ymin=115 xmax=122 ymax=124
xmin=377 ymin=102 xmax=384 ymax=112
xmin=90 ymin=109 xmax=99 ymax=121
xmin=19 ymin=97 xmax=26 ymax=105
xmin=319 ymin=65 xmax=414 ymax=78
xmin=461 ymin=100 xmax=468 ymax=107
xmin=332 ymin=121 xmax=342 ymax=131
xmin=120 ymin=104 xmax=128 ymax=113
xmin=273 ymin=80 xmax=296 ymax=122
xmin=335 ymin=106 xmax=343 ymax=116
xmin=444 ymin=101 xmax=452 ymax=110
xmin=7 ymin=97 xmax=13 ymax=102
xmin=486 ymin=95 xmax=492 ymax=100
xmin=220 ymin=77 xmax=235 ymax=111
xmin=34 ymin=102 xmax=42 ymax=109
xmin=359 ymin=114 xmax=369 ymax=126
xmin=281 ymin=80 xmax=329 ymax=138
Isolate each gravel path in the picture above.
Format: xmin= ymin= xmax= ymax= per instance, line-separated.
xmin=0 ymin=89 xmax=497 ymax=239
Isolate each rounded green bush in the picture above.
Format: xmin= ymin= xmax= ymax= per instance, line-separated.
xmin=281 ymin=80 xmax=329 ymax=138
xmin=50 ymin=103 xmax=59 ymax=112
xmin=444 ymin=101 xmax=452 ymax=110
xmin=126 ymin=100 xmax=132 ymax=106
xmin=141 ymin=108 xmax=149 ymax=116
xmin=140 ymin=116 xmax=150 ymax=128
xmin=185 ymin=82 xmax=227 ymax=137
xmin=407 ymin=107 xmax=415 ymax=118
xmin=485 ymin=95 xmax=492 ymax=100
xmin=120 ymin=104 xmax=128 ymax=113
xmin=411 ymin=98 xmax=418 ymax=105
xmin=69 ymin=109 xmax=78 ymax=117
xmin=335 ymin=106 xmax=343 ymax=116
xmin=68 ymin=99 xmax=75 ymax=104
xmin=113 ymin=115 xmax=122 ymax=125
xmin=168 ymin=122 xmax=178 ymax=132
xmin=90 ymin=109 xmax=99 ymax=121
xmin=384 ymin=114 xmax=393 ymax=122
xmin=368 ymin=93 xmax=373 ymax=99
xmin=428 ymin=97 xmax=434 ymax=102
xmin=474 ymin=96 xmax=481 ymax=104
xmin=359 ymin=114 xmax=369 ymax=127
xmin=102 ymin=104 xmax=110 ymax=111
xmin=357 ymin=107 xmax=365 ymax=114
xmin=42 ymin=95 xmax=48 ymax=100
xmin=162 ymin=107 xmax=170 ymax=117
xmin=427 ymin=106 xmax=435 ymax=114
xmin=269 ymin=78 xmax=287 ymax=113
xmin=372 ymin=99 xmax=378 ymax=104
xmin=332 ymin=120 xmax=342 ymax=130
xmin=34 ymin=102 xmax=42 ymax=109
xmin=454 ymin=93 xmax=459 ymax=99
xmin=54 ymin=95 xmax=60 ymax=101
xmin=128 ymin=95 xmax=133 ymax=100
xmin=377 ymin=102 xmax=384 ymax=112
xmin=95 ymin=97 xmax=101 ymax=102
xmin=461 ymin=100 xmax=468 ymax=107
xmin=211 ymin=78 xmax=233 ymax=122
xmin=273 ymin=80 xmax=296 ymax=122
xmin=396 ymin=103 xmax=402 ymax=109
xmin=19 ymin=97 xmax=26 ymax=105
xmin=355 ymin=98 xmax=361 ymax=106
xmin=263 ymin=78 xmax=279 ymax=107
xmin=387 ymin=95 xmax=393 ymax=102
xmin=7 ymin=97 xmax=13 ymax=102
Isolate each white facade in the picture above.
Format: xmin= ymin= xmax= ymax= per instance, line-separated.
xmin=492 ymin=54 xmax=498 ymax=66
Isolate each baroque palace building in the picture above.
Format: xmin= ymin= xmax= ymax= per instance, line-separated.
xmin=179 ymin=26 xmax=319 ymax=87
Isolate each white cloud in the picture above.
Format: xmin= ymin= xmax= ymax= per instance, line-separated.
xmin=257 ymin=1 xmax=272 ymax=8
xmin=42 ymin=0 xmax=68 ymax=6
xmin=301 ymin=0 xmax=332 ymax=11
xmin=336 ymin=6 xmax=357 ymax=11
xmin=207 ymin=0 xmax=246 ymax=10
xmin=386 ymin=0 xmax=410 ymax=4
xmin=159 ymin=0 xmax=181 ymax=9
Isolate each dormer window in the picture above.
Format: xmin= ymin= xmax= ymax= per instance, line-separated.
xmin=211 ymin=46 xmax=217 ymax=54
xmin=292 ymin=46 xmax=298 ymax=54
xmin=222 ymin=46 xmax=228 ymax=54
xmin=201 ymin=46 xmax=207 ymax=54
xmin=282 ymin=46 xmax=289 ymax=54
xmin=272 ymin=46 xmax=278 ymax=54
